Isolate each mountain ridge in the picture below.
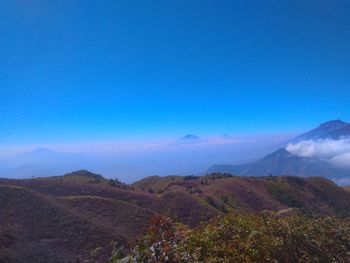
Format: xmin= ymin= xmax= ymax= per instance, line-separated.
xmin=292 ymin=119 xmax=348 ymax=142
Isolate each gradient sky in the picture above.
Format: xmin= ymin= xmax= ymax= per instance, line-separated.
xmin=1 ymin=0 xmax=350 ymax=146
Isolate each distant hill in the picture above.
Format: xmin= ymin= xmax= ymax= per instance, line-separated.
xmin=208 ymin=120 xmax=350 ymax=183
xmin=62 ymin=169 xmax=105 ymax=180
xmin=2 ymin=171 xmax=350 ymax=261
xmin=133 ymin=173 xmax=350 ymax=217
xmin=39 ymin=169 xmax=110 ymax=184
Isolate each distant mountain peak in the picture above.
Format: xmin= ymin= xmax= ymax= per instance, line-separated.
xmin=292 ymin=119 xmax=348 ymax=142
xmin=181 ymin=134 xmax=201 ymax=140
xmin=319 ymin=119 xmax=348 ymax=128
xmin=269 ymin=148 xmax=290 ymax=156
xmin=261 ymin=148 xmax=294 ymax=161
xmin=174 ymin=134 xmax=202 ymax=145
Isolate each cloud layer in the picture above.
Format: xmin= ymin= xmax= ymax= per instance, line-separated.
xmin=286 ymin=138 xmax=350 ymax=168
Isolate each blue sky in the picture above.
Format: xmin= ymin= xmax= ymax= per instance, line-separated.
xmin=1 ymin=0 xmax=350 ymax=145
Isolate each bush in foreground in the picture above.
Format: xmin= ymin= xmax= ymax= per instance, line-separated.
xmin=118 ymin=212 xmax=350 ymax=263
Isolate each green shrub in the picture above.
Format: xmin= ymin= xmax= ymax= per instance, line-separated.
xmin=126 ymin=213 xmax=350 ymax=262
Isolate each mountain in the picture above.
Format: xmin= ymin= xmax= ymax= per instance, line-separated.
xmin=208 ymin=120 xmax=350 ymax=184
xmin=208 ymin=148 xmax=347 ymax=179
xmin=5 ymin=148 xmax=73 ymax=164
xmin=1 ymin=171 xmax=350 ymax=262
xmin=176 ymin=134 xmax=202 ymax=145
xmin=0 ymin=148 xmax=89 ymax=179
xmin=292 ymin=119 xmax=348 ymax=142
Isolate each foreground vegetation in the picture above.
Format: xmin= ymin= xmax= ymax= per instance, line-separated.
xmin=116 ymin=211 xmax=350 ymax=263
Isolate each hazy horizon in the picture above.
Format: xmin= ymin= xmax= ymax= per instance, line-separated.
xmin=0 ymin=131 xmax=296 ymax=182
xmin=1 ymin=1 xmax=350 ymax=183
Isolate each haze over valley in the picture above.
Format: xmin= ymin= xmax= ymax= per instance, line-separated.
xmin=2 ymin=120 xmax=350 ymax=186
xmin=0 ymin=133 xmax=293 ymax=182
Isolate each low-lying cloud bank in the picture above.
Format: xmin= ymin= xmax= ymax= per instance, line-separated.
xmin=286 ymin=138 xmax=350 ymax=168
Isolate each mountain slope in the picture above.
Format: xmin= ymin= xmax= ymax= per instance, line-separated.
xmin=292 ymin=119 xmax=348 ymax=142
xmin=0 ymin=185 xmax=125 ymax=263
xmin=208 ymin=148 xmax=347 ymax=179
xmin=322 ymin=124 xmax=350 ymax=139
xmin=58 ymin=196 xmax=155 ymax=241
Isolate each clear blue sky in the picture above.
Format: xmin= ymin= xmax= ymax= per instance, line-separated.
xmin=1 ymin=0 xmax=350 ymax=145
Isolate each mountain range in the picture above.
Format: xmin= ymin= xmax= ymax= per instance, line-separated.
xmin=208 ymin=120 xmax=350 ymax=184
xmin=1 ymin=120 xmax=350 ymax=184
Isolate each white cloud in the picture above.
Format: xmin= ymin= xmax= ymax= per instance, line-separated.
xmin=286 ymin=138 xmax=350 ymax=167
xmin=330 ymin=152 xmax=350 ymax=168
xmin=331 ymin=177 xmax=350 ymax=186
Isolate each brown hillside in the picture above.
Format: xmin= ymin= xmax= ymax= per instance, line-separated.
xmin=0 ymin=174 xmax=220 ymax=262
xmin=1 ymin=172 xmax=350 ymax=262
xmin=0 ymin=176 xmax=219 ymax=227
xmin=58 ymin=196 xmax=155 ymax=241
xmin=0 ymin=185 xmax=125 ymax=263
xmin=157 ymin=191 xmax=219 ymax=227
xmin=134 ymin=174 xmax=350 ymax=216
